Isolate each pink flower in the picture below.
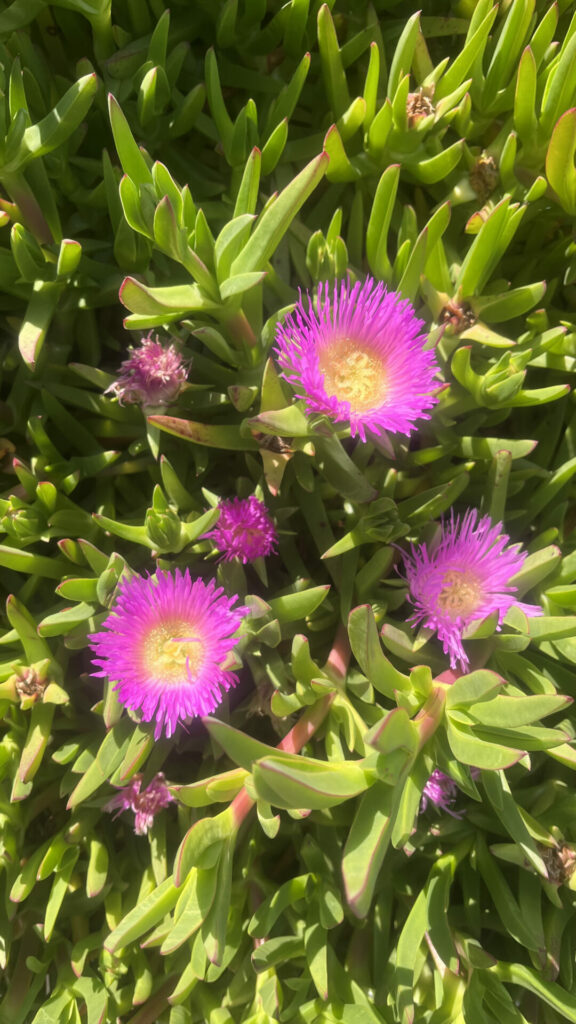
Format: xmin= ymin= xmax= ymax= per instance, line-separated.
xmin=275 ymin=277 xmax=438 ymax=442
xmin=89 ymin=569 xmax=246 ymax=738
xmin=106 ymin=773 xmax=173 ymax=835
xmin=403 ymin=509 xmax=541 ymax=670
xmin=206 ymin=496 xmax=278 ymax=563
xmin=420 ymin=769 xmax=462 ymax=817
xmin=106 ymin=333 xmax=187 ymax=407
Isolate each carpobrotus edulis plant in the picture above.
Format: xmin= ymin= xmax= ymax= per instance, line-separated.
xmin=3 ymin=2 xmax=576 ymax=1021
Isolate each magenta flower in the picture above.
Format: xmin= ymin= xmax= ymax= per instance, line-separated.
xmin=420 ymin=770 xmax=462 ymax=818
xmin=275 ymin=277 xmax=438 ymax=442
xmin=107 ymin=333 xmax=188 ymax=407
xmin=403 ymin=509 xmax=541 ymax=670
xmin=106 ymin=773 xmax=173 ymax=835
xmin=206 ymin=496 xmax=278 ymax=564
xmin=89 ymin=569 xmax=246 ymax=738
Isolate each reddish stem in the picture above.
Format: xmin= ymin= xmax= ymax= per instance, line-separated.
xmin=230 ymin=624 xmax=350 ymax=828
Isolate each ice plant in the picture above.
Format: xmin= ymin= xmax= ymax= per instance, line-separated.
xmin=403 ymin=509 xmax=541 ymax=670
xmin=89 ymin=569 xmax=246 ymax=738
xmin=275 ymin=277 xmax=438 ymax=442
xmin=420 ymin=769 xmax=461 ymax=817
xmin=206 ymin=496 xmax=278 ymax=563
xmin=106 ymin=332 xmax=188 ymax=407
xmin=106 ymin=773 xmax=173 ymax=835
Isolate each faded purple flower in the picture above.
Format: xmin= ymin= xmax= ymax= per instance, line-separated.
xmin=89 ymin=569 xmax=246 ymax=738
xmin=106 ymin=773 xmax=173 ymax=835
xmin=404 ymin=509 xmax=541 ymax=670
xmin=420 ymin=770 xmax=462 ymax=817
xmin=206 ymin=496 xmax=278 ymax=564
xmin=275 ymin=277 xmax=438 ymax=442
xmin=107 ymin=333 xmax=187 ymax=407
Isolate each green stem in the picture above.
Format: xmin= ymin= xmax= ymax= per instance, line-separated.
xmin=1 ymin=173 xmax=52 ymax=244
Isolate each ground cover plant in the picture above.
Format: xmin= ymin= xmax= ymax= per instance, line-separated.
xmin=2 ymin=0 xmax=576 ymax=1021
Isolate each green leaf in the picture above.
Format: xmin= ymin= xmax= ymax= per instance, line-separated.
xmin=469 ymin=693 xmax=570 ymax=727
xmin=387 ymin=11 xmax=420 ymax=99
xmin=22 ymin=73 xmax=97 ymax=161
xmin=67 ymin=718 xmax=134 ymax=809
xmin=406 ymin=140 xmax=464 ymax=184
xmin=482 ymin=771 xmax=546 ymax=876
xmin=6 ymin=594 xmax=53 ymax=664
xmin=546 ymin=109 xmax=576 ymax=216
xmin=252 ymin=754 xmax=375 ymax=810
xmin=477 ymin=839 xmax=545 ymax=953
xmin=44 ymin=848 xmax=79 ymax=941
xmin=342 ymin=782 xmax=396 ymax=918
xmin=231 ymin=152 xmax=329 ymax=276
xmin=220 ymin=271 xmax=265 ymax=301
xmin=86 ymin=839 xmax=109 ymax=898
xmin=106 ymin=877 xmax=179 ymax=953
xmin=119 ymin=277 xmax=220 ymax=317
xmin=160 ymin=867 xmax=218 ymax=954
xmin=435 ymin=4 xmax=498 ymax=99
xmin=252 ymin=935 xmax=305 ymax=972
xmin=457 ymin=198 xmax=511 ymax=296
xmin=19 ymin=281 xmax=62 ymax=369
xmin=446 ymin=670 xmax=504 ymax=708
xmin=495 ymin=962 xmax=576 ymax=1020
xmin=149 ymin=415 xmax=259 ymax=450
xmin=205 ymin=48 xmax=234 ymax=155
xmin=269 ymin=585 xmax=330 ymax=623
xmin=483 ymin=0 xmax=535 ymax=105
xmin=248 ymin=402 xmax=311 ymax=437
xmin=18 ymin=702 xmax=54 ymax=783
xmin=108 ymin=93 xmax=152 ymax=186
xmin=317 ymin=3 xmax=350 ymax=118
xmin=38 ymin=602 xmax=96 ymax=637
xmin=471 ymin=281 xmax=546 ymax=322
xmin=174 ymin=810 xmax=231 ymax=885
xmin=348 ymin=604 xmax=410 ymax=698
xmin=203 ymin=717 xmax=281 ymax=770
xmin=172 ymin=767 xmax=248 ymax=807
xmin=446 ymin=718 xmax=525 ymax=769
xmin=540 ymin=32 xmax=576 ymax=136
xmin=366 ymin=164 xmax=400 ymax=280
xmin=514 ymin=46 xmax=537 ymax=142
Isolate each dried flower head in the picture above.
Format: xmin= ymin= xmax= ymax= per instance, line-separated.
xmin=406 ymin=87 xmax=435 ymax=127
xmin=439 ymin=299 xmax=476 ymax=334
xmin=89 ymin=569 xmax=246 ymax=738
xmin=470 ymin=153 xmax=499 ymax=202
xmin=106 ymin=773 xmax=173 ymax=836
xmin=14 ymin=666 xmax=47 ymax=701
xmin=275 ymin=277 xmax=438 ymax=443
xmin=107 ymin=333 xmax=188 ymax=407
xmin=540 ymin=844 xmax=576 ymax=886
xmin=206 ymin=496 xmax=278 ymax=564
xmin=420 ymin=770 xmax=462 ymax=817
xmin=403 ymin=509 xmax=541 ymax=670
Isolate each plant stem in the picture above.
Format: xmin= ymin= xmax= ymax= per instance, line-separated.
xmin=230 ymin=623 xmax=350 ymax=829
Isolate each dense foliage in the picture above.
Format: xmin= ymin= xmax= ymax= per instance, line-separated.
xmin=1 ymin=0 xmax=576 ymax=1021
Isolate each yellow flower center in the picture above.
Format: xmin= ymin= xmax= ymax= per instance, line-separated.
xmin=437 ymin=570 xmax=482 ymax=619
xmin=144 ymin=619 xmax=205 ymax=683
xmin=318 ymin=338 xmax=386 ymax=412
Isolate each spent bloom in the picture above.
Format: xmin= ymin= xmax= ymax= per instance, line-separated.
xmin=106 ymin=773 xmax=173 ymax=835
xmin=106 ymin=333 xmax=188 ymax=407
xmin=89 ymin=569 xmax=246 ymax=738
xmin=275 ymin=277 xmax=438 ymax=442
xmin=404 ymin=509 xmax=541 ymax=670
xmin=206 ymin=496 xmax=278 ymax=563
xmin=420 ymin=770 xmax=462 ymax=817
